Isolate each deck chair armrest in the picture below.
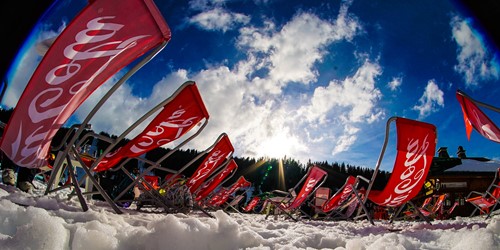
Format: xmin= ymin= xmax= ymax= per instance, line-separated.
xmin=356 ymin=175 xmax=370 ymax=185
xmin=466 ymin=191 xmax=485 ymax=200
xmin=272 ymin=190 xmax=292 ymax=196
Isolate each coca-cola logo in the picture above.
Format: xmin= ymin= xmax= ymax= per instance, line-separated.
xmin=12 ymin=16 xmax=149 ymax=168
xmin=380 ymin=134 xmax=430 ymax=207
xmin=249 ymin=198 xmax=258 ymax=207
xmin=129 ymin=108 xmax=199 ymax=154
xmin=297 ymin=177 xmax=318 ymax=201
xmin=187 ymin=148 xmax=227 ymax=187
xmin=337 ymin=184 xmax=353 ymax=204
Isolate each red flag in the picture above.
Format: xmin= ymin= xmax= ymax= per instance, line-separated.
xmin=0 ymin=0 xmax=171 ymax=168
xmin=368 ymin=117 xmax=436 ymax=207
xmin=456 ymin=91 xmax=500 ymax=143
xmin=195 ymin=159 xmax=238 ymax=201
xmin=186 ymin=134 xmax=234 ymax=193
xmin=93 ymin=82 xmax=209 ymax=172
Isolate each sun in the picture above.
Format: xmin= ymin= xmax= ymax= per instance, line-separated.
xmin=258 ymin=131 xmax=296 ymax=159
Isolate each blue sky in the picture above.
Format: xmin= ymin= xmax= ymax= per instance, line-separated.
xmin=2 ymin=0 xmax=500 ymax=172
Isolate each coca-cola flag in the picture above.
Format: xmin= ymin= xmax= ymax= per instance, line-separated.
xmin=195 ymin=159 xmax=238 ymax=201
xmin=368 ymin=117 xmax=436 ymax=207
xmin=456 ymin=90 xmax=500 ymax=143
xmin=186 ymin=133 xmax=234 ymax=193
xmin=0 ymin=0 xmax=171 ymax=168
xmin=93 ymin=82 xmax=209 ymax=172
xmin=283 ymin=165 xmax=327 ymax=210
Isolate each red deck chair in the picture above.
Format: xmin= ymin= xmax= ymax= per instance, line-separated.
xmin=312 ymin=175 xmax=359 ymax=220
xmin=243 ymin=196 xmax=261 ymax=213
xmin=353 ymin=117 xmax=437 ymax=225
xmin=48 ymin=81 xmax=209 ymax=214
xmin=466 ymin=167 xmax=500 ymax=218
xmin=265 ymin=165 xmax=328 ymax=221
xmin=402 ymin=194 xmax=447 ymax=221
xmin=194 ymin=159 xmax=239 ymax=203
xmin=0 ymin=0 xmax=171 ymax=214
xmin=206 ymin=176 xmax=251 ymax=210
xmin=145 ymin=133 xmax=234 ymax=215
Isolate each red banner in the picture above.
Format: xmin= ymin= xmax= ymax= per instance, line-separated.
xmin=195 ymin=159 xmax=238 ymax=201
xmin=368 ymin=117 xmax=436 ymax=207
xmin=186 ymin=134 xmax=234 ymax=193
xmin=285 ymin=166 xmax=327 ymax=210
xmin=93 ymin=82 xmax=209 ymax=172
xmin=456 ymin=91 xmax=500 ymax=143
xmin=0 ymin=0 xmax=171 ymax=168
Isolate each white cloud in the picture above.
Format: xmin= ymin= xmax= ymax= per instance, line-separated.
xmin=302 ymin=60 xmax=383 ymax=124
xmin=189 ymin=8 xmax=250 ymax=32
xmin=451 ymin=16 xmax=499 ymax=88
xmin=412 ymin=80 xmax=444 ymax=119
xmin=296 ymin=60 xmax=384 ymax=157
xmin=387 ymin=77 xmax=402 ymax=91
xmin=237 ymin=2 xmax=360 ymax=91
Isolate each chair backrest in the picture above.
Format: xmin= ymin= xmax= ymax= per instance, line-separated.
xmin=421 ymin=196 xmax=433 ymax=209
xmin=431 ymin=194 xmax=447 ymax=214
xmin=456 ymin=90 xmax=500 ymax=143
xmin=321 ymin=176 xmax=356 ymax=212
xmin=0 ymin=0 xmax=171 ymax=169
xmin=195 ymin=159 xmax=238 ymax=201
xmin=91 ymin=81 xmax=209 ymax=172
xmin=227 ymin=194 xmax=246 ymax=207
xmin=209 ymin=176 xmax=251 ymax=207
xmin=243 ymin=196 xmax=260 ymax=212
xmin=285 ymin=165 xmax=328 ymax=210
xmin=185 ymin=134 xmax=235 ymax=193
xmin=367 ymin=117 xmax=437 ymax=208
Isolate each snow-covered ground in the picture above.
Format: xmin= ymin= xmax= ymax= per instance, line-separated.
xmin=0 ymin=176 xmax=499 ymax=250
